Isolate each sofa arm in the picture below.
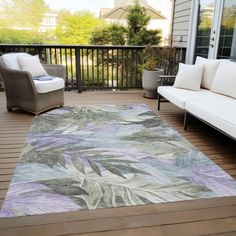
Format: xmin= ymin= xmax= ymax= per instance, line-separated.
xmin=158 ymin=75 xmax=176 ymax=86
xmin=43 ymin=64 xmax=65 ymax=79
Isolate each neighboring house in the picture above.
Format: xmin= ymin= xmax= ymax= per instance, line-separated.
xmin=39 ymin=13 xmax=58 ymax=33
xmin=171 ymin=0 xmax=236 ymax=63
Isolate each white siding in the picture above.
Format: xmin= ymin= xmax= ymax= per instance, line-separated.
xmin=172 ymin=0 xmax=192 ymax=47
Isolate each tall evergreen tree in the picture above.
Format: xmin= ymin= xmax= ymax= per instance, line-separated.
xmin=89 ymin=3 xmax=161 ymax=46
xmin=126 ymin=3 xmax=161 ymax=45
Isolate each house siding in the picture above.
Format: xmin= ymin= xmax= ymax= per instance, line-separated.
xmin=172 ymin=0 xmax=192 ymax=47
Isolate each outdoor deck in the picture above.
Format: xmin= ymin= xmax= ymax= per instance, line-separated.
xmin=0 ymin=90 xmax=236 ymax=236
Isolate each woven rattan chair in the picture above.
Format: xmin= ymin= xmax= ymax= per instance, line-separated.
xmin=0 ymin=56 xmax=65 ymax=115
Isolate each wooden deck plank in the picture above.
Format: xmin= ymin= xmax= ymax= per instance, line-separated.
xmin=0 ymin=91 xmax=236 ymax=236
xmin=0 ymin=197 xmax=236 ymax=229
xmin=1 ymin=206 xmax=236 ymax=236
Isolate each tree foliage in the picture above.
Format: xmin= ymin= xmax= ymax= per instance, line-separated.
xmin=0 ymin=1 xmax=162 ymax=46
xmin=0 ymin=0 xmax=48 ymax=29
xmin=126 ymin=3 xmax=161 ymax=45
xmin=55 ymin=10 xmax=105 ymax=44
xmin=90 ymin=24 xmax=126 ymax=45
xmin=0 ymin=28 xmax=44 ymax=44
xmin=90 ymin=3 xmax=161 ymax=46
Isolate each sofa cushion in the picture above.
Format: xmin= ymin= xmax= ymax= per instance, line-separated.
xmin=33 ymin=77 xmax=65 ymax=93
xmin=18 ymin=55 xmax=48 ymax=78
xmin=185 ymin=100 xmax=236 ymax=139
xmin=195 ymin=56 xmax=220 ymax=89
xmin=158 ymin=86 xmax=232 ymax=109
xmin=211 ymin=60 xmax=236 ymax=99
xmin=173 ymin=63 xmax=204 ymax=91
xmin=1 ymin=53 xmax=32 ymax=70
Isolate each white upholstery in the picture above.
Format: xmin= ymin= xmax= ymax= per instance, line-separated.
xmin=158 ymin=59 xmax=236 ymax=139
xmin=173 ymin=63 xmax=204 ymax=91
xmin=33 ymin=77 xmax=65 ymax=93
xmin=18 ymin=55 xmax=48 ymax=78
xmin=1 ymin=52 xmax=64 ymax=94
xmin=2 ymin=53 xmax=32 ymax=70
xmin=186 ymin=100 xmax=236 ymax=139
xmin=158 ymin=86 xmax=231 ymax=109
xmin=210 ymin=60 xmax=236 ymax=99
xmin=195 ymin=56 xmax=220 ymax=89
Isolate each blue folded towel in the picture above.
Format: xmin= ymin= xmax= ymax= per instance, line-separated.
xmin=33 ymin=76 xmax=56 ymax=81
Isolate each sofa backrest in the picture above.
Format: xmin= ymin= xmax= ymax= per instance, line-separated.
xmin=210 ymin=60 xmax=236 ymax=99
xmin=195 ymin=56 xmax=220 ymax=90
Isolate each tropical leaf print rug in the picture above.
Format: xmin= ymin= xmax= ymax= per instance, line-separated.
xmin=1 ymin=104 xmax=236 ymax=217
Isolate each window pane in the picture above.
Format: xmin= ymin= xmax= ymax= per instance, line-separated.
xmin=217 ymin=0 xmax=236 ymax=59
xmin=194 ymin=0 xmax=215 ymax=60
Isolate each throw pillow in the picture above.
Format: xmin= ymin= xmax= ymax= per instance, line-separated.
xmin=173 ymin=63 xmax=204 ymax=91
xmin=2 ymin=53 xmax=32 ymax=70
xmin=210 ymin=60 xmax=236 ymax=99
xmin=17 ymin=55 xmax=48 ymax=78
xmin=195 ymin=56 xmax=220 ymax=89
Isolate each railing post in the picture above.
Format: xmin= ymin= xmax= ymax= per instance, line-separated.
xmin=75 ymin=47 xmax=82 ymax=93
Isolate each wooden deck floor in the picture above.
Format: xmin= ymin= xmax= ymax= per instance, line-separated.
xmin=0 ymin=90 xmax=236 ymax=236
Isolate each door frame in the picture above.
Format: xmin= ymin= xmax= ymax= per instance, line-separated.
xmin=185 ymin=0 xmax=224 ymax=64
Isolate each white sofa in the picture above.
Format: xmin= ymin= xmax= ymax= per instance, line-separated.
xmin=157 ymin=57 xmax=236 ymax=140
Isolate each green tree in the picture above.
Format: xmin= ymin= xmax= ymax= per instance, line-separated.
xmin=0 ymin=0 xmax=48 ymax=30
xmin=0 ymin=28 xmax=44 ymax=44
xmin=89 ymin=24 xmax=126 ymax=45
xmin=55 ymin=10 xmax=105 ymax=44
xmin=126 ymin=3 xmax=161 ymax=45
xmin=89 ymin=3 xmax=161 ymax=46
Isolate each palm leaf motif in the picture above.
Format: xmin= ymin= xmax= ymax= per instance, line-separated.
xmin=39 ymin=179 xmax=89 ymax=207
xmin=71 ymin=156 xmax=85 ymax=174
xmin=71 ymin=155 xmax=149 ymax=179
xmin=100 ymin=164 xmax=127 ymax=179
xmin=87 ymin=159 xmax=102 ymax=176
xmin=20 ymin=144 xmax=66 ymax=168
xmin=1 ymin=104 xmax=235 ymax=217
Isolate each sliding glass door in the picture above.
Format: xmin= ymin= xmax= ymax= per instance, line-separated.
xmin=217 ymin=0 xmax=236 ymax=59
xmin=194 ymin=0 xmax=216 ymax=59
xmin=188 ymin=0 xmax=236 ymax=62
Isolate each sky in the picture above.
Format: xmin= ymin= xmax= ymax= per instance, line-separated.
xmin=44 ymin=0 xmax=159 ymax=16
xmin=45 ymin=0 xmax=114 ymax=16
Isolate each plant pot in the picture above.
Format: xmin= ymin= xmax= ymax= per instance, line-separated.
xmin=142 ymin=69 xmax=164 ymax=99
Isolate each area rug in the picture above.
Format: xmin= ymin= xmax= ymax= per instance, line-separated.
xmin=1 ymin=104 xmax=236 ymax=217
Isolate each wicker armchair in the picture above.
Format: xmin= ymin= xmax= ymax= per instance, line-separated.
xmin=0 ymin=56 xmax=65 ymax=115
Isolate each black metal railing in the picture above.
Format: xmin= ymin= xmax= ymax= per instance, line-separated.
xmin=0 ymin=44 xmax=186 ymax=92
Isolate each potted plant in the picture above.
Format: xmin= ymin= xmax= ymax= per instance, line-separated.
xmin=141 ymin=45 xmax=164 ymax=98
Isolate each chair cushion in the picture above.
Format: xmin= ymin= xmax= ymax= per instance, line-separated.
xmin=185 ymin=100 xmax=236 ymax=139
xmin=195 ymin=56 xmax=220 ymax=89
xmin=18 ymin=55 xmax=48 ymax=78
xmin=1 ymin=53 xmax=32 ymax=70
xmin=210 ymin=60 xmax=236 ymax=99
xmin=173 ymin=63 xmax=204 ymax=91
xmin=158 ymin=86 xmax=232 ymax=109
xmin=33 ymin=77 xmax=65 ymax=93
